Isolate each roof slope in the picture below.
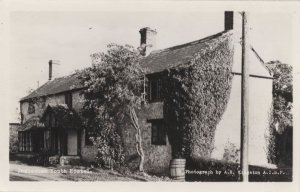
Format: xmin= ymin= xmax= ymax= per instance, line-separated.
xmin=140 ymin=31 xmax=232 ymax=73
xmin=21 ymin=73 xmax=84 ymax=102
xmin=22 ymin=30 xmax=270 ymax=102
xmin=19 ymin=116 xmax=45 ymax=131
xmin=20 ymin=31 xmax=231 ymax=102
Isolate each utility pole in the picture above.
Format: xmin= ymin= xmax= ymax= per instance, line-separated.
xmin=240 ymin=11 xmax=250 ymax=182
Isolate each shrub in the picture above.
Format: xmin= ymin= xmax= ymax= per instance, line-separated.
xmin=222 ymin=141 xmax=240 ymax=163
xmin=265 ymin=61 xmax=292 ymax=167
xmin=185 ymin=157 xmax=241 ymax=181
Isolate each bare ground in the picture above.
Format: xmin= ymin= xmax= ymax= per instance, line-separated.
xmin=9 ymin=161 xmax=171 ymax=182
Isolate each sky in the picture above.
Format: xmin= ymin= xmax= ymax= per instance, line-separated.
xmin=9 ymin=11 xmax=293 ymax=122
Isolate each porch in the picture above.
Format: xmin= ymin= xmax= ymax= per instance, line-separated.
xmin=17 ymin=104 xmax=82 ymax=165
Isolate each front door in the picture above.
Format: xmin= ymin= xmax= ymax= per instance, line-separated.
xmin=67 ymin=129 xmax=78 ymax=155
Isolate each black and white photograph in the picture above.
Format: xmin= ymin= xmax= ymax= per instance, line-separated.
xmin=1 ymin=1 xmax=299 ymax=192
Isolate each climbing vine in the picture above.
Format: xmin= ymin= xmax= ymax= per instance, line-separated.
xmin=163 ymin=34 xmax=234 ymax=159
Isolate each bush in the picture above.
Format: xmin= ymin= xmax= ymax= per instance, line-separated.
xmin=222 ymin=141 xmax=240 ymax=163
xmin=185 ymin=157 xmax=241 ymax=181
xmin=91 ymin=134 xmax=125 ymax=170
xmin=265 ymin=61 xmax=293 ymax=167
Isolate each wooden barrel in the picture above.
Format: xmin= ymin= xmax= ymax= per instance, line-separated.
xmin=170 ymin=159 xmax=186 ymax=181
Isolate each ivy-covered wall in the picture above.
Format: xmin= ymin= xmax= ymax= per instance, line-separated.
xmin=163 ymin=33 xmax=234 ymax=159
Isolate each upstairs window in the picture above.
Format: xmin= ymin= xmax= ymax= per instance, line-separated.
xmin=151 ymin=120 xmax=166 ymax=145
xmin=65 ymin=92 xmax=72 ymax=108
xmin=147 ymin=77 xmax=163 ymax=102
xmin=28 ymin=102 xmax=35 ymax=114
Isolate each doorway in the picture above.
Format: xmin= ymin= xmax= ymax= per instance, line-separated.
xmin=67 ymin=129 xmax=78 ymax=155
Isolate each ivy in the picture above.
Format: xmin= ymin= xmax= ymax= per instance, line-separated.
xmin=265 ymin=61 xmax=292 ymax=166
xmin=163 ymin=34 xmax=234 ymax=159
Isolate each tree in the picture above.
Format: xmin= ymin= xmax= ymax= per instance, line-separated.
xmin=77 ymin=44 xmax=146 ymax=170
xmin=265 ymin=61 xmax=293 ymax=167
xmin=130 ymin=106 xmax=145 ymax=172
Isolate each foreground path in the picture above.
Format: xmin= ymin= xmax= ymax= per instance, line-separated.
xmin=10 ymin=161 xmax=69 ymax=181
xmin=9 ymin=161 xmax=162 ymax=181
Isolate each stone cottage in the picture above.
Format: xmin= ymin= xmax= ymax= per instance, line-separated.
xmin=16 ymin=11 xmax=274 ymax=174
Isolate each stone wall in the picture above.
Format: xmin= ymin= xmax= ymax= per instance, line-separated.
xmin=80 ymin=129 xmax=98 ymax=162
xmin=20 ymin=93 xmax=65 ymax=122
xmin=122 ymin=102 xmax=172 ymax=174
xmin=9 ymin=123 xmax=21 ymax=153
xmin=72 ymin=91 xmax=85 ymax=112
xmin=20 ymin=90 xmax=84 ymax=122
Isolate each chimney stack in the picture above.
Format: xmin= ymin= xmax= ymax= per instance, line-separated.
xmin=225 ymin=11 xmax=234 ymax=31
xmin=139 ymin=27 xmax=157 ymax=56
xmin=48 ymin=60 xmax=60 ymax=80
xmin=49 ymin=60 xmax=53 ymax=80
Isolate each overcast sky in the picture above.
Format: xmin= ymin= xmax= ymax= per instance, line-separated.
xmin=9 ymin=11 xmax=293 ymax=122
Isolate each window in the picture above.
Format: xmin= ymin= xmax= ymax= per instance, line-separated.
xmin=28 ymin=102 xmax=35 ymax=114
xmin=148 ymin=77 xmax=163 ymax=102
xmin=151 ymin=120 xmax=166 ymax=145
xmin=18 ymin=132 xmax=33 ymax=152
xmin=85 ymin=130 xmax=96 ymax=146
xmin=65 ymin=92 xmax=72 ymax=108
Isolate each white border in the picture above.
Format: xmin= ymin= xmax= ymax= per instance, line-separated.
xmin=1 ymin=1 xmax=299 ymax=192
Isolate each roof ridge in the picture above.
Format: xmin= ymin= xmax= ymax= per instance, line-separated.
xmin=51 ymin=72 xmax=77 ymax=81
xmin=149 ymin=30 xmax=231 ymax=55
xmin=20 ymin=72 xmax=84 ymax=102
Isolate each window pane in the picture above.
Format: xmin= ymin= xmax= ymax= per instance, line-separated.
xmin=151 ymin=121 xmax=166 ymax=145
xmin=151 ymin=80 xmax=157 ymax=101
xmin=157 ymin=79 xmax=161 ymax=99
xmin=65 ymin=93 xmax=72 ymax=108
xmin=148 ymin=77 xmax=163 ymax=102
xmin=28 ymin=102 xmax=35 ymax=114
xmin=160 ymin=124 xmax=166 ymax=144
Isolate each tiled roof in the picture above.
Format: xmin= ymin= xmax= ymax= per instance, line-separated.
xmin=19 ymin=116 xmax=45 ymax=131
xmin=20 ymin=73 xmax=84 ymax=102
xmin=140 ymin=31 xmax=232 ymax=73
xmin=20 ymin=31 xmax=231 ymax=102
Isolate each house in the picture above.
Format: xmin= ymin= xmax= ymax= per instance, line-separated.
xmin=16 ymin=11 xmax=274 ymax=174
